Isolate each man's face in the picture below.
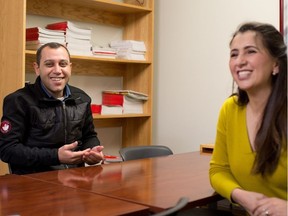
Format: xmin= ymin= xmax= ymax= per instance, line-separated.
xmin=33 ymin=46 xmax=72 ymax=98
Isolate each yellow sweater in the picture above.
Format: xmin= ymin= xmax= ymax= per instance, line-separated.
xmin=209 ymin=96 xmax=287 ymax=201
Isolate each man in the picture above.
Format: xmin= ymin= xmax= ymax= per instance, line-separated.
xmin=0 ymin=42 xmax=104 ymax=174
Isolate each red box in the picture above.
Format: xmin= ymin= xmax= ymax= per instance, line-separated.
xmin=91 ymin=104 xmax=101 ymax=114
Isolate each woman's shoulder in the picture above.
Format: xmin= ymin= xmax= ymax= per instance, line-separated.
xmin=220 ymin=95 xmax=246 ymax=114
xmin=222 ymin=95 xmax=238 ymax=107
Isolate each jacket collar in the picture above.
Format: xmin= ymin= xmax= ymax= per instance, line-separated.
xmin=35 ymin=76 xmax=71 ymax=99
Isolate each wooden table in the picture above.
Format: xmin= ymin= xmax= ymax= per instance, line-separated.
xmin=27 ymin=151 xmax=222 ymax=213
xmin=0 ymin=174 xmax=149 ymax=216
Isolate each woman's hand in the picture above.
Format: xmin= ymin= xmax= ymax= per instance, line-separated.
xmin=231 ymin=188 xmax=267 ymax=215
xmin=253 ymin=197 xmax=287 ymax=216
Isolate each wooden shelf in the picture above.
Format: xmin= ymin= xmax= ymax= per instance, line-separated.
xmin=1 ymin=0 xmax=154 ymax=152
xmin=25 ymin=50 xmax=152 ymax=64
xmin=26 ymin=51 xmax=152 ymax=78
xmin=27 ymin=0 xmax=152 ymax=27
xmin=93 ymin=114 xmax=151 ymax=128
xmin=93 ymin=113 xmax=151 ymax=119
xmin=30 ymin=0 xmax=152 ymax=14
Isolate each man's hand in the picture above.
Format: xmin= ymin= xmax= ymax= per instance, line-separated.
xmin=82 ymin=145 xmax=104 ymax=165
xmin=58 ymin=141 xmax=91 ymax=164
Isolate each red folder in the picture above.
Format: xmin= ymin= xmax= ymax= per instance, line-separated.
xmin=90 ymin=104 xmax=101 ymax=114
xmin=26 ymin=27 xmax=65 ymax=35
xmin=26 ymin=27 xmax=41 ymax=34
xmin=26 ymin=32 xmax=41 ymax=41
xmin=102 ymin=93 xmax=123 ymax=106
xmin=26 ymin=27 xmax=65 ymax=41
xmin=45 ymin=21 xmax=68 ymax=31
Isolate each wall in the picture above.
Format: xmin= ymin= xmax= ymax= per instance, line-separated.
xmin=153 ymin=0 xmax=279 ymax=153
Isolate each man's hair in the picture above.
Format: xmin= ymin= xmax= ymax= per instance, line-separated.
xmin=36 ymin=42 xmax=71 ymax=65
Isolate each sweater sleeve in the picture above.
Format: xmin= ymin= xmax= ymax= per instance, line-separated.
xmin=209 ymin=97 xmax=242 ymax=201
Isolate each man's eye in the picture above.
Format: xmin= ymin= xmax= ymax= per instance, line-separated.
xmin=45 ymin=63 xmax=54 ymax=67
xmin=230 ymin=53 xmax=237 ymax=58
xmin=59 ymin=62 xmax=68 ymax=67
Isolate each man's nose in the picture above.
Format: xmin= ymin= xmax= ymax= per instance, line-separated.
xmin=53 ymin=64 xmax=62 ymax=72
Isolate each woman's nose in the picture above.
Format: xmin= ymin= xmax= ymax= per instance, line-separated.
xmin=236 ymin=54 xmax=247 ymax=66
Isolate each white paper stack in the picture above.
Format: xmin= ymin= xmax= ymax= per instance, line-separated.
xmin=26 ymin=27 xmax=66 ymax=50
xmin=101 ymin=105 xmax=123 ymax=115
xmin=110 ymin=40 xmax=146 ymax=60
xmin=92 ymin=46 xmax=117 ymax=59
xmin=46 ymin=21 xmax=92 ymax=56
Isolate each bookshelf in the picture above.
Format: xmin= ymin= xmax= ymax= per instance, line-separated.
xmin=0 ymin=0 xmax=154 ymax=174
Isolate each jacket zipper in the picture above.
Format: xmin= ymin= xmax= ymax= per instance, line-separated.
xmin=62 ymin=101 xmax=69 ymax=169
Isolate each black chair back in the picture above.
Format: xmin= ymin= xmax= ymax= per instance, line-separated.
xmin=119 ymin=145 xmax=173 ymax=161
xmin=152 ymin=197 xmax=189 ymax=216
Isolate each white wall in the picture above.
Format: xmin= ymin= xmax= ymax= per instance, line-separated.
xmin=153 ymin=0 xmax=279 ymax=153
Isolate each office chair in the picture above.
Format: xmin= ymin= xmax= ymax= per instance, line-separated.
xmin=119 ymin=145 xmax=173 ymax=161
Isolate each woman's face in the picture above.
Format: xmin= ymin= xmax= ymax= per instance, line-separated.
xmin=229 ymin=31 xmax=278 ymax=95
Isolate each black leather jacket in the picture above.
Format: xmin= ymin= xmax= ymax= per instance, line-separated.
xmin=0 ymin=77 xmax=100 ymax=174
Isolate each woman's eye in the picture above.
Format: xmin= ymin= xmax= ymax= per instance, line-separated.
xmin=247 ymin=50 xmax=256 ymax=54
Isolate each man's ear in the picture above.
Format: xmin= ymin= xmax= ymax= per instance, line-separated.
xmin=33 ymin=62 xmax=40 ymax=76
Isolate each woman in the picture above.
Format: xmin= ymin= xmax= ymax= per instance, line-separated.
xmin=209 ymin=22 xmax=287 ymax=216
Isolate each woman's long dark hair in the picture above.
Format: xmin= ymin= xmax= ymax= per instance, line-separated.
xmin=231 ymin=22 xmax=287 ymax=176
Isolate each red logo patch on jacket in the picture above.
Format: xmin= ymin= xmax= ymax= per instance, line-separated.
xmin=0 ymin=120 xmax=11 ymax=134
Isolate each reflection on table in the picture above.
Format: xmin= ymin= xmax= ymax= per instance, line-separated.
xmin=0 ymin=174 xmax=149 ymax=216
xmin=27 ymin=151 xmax=222 ymax=213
